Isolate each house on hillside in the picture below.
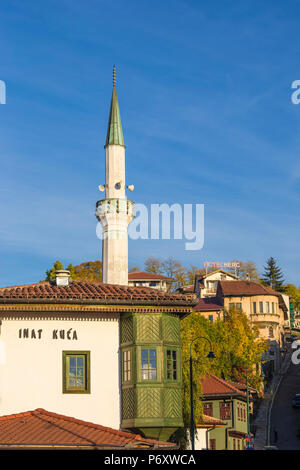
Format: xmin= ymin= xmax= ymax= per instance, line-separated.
xmin=128 ymin=272 xmax=173 ymax=292
xmin=198 ymin=374 xmax=254 ymax=450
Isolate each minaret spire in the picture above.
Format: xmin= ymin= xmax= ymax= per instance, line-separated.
xmin=105 ymin=65 xmax=124 ymax=148
xmin=96 ymin=67 xmax=134 ymax=286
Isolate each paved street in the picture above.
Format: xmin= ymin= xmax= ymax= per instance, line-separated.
xmin=270 ymin=361 xmax=300 ymax=449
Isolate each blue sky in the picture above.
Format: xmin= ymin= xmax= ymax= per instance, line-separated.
xmin=0 ymin=0 xmax=300 ymax=286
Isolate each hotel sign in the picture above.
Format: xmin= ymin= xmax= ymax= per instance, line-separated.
xmin=204 ymin=262 xmax=240 ymax=268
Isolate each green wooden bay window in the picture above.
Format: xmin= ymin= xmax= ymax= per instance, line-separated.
xmin=62 ymin=351 xmax=90 ymax=394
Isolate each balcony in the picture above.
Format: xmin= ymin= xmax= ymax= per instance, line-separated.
xmin=96 ymin=198 xmax=134 ymax=218
xmin=250 ymin=313 xmax=281 ymax=324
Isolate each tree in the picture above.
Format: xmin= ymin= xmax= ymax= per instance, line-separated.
xmin=144 ymin=257 xmax=163 ymax=274
xmin=179 ymin=308 xmax=268 ymax=446
xmin=228 ymin=260 xmax=259 ymax=281
xmin=45 ymin=261 xmax=102 ymax=283
xmin=72 ymin=261 xmax=102 ymax=282
xmin=129 ymin=265 xmax=140 ymax=273
xmin=45 ymin=260 xmax=64 ymax=282
xmin=284 ymin=284 xmax=300 ymax=311
xmin=161 ymin=257 xmax=187 ymax=291
xmin=186 ymin=265 xmax=206 ymax=285
xmin=262 ymin=257 xmax=285 ymax=292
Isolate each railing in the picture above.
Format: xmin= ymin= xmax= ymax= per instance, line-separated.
xmin=96 ymin=198 xmax=134 ymax=218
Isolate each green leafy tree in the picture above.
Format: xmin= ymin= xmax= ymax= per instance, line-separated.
xmin=72 ymin=261 xmax=102 ymax=282
xmin=179 ymin=309 xmax=268 ymax=447
xmin=262 ymin=257 xmax=285 ymax=292
xmin=284 ymin=284 xmax=300 ymax=310
xmin=45 ymin=260 xmax=64 ymax=282
xmin=45 ymin=260 xmax=102 ymax=282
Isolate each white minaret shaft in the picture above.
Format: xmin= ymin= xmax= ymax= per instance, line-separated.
xmin=96 ymin=67 xmax=134 ymax=285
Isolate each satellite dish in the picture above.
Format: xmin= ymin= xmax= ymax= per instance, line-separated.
xmin=127 ymin=184 xmax=135 ymax=192
xmin=98 ymin=185 xmax=106 ymax=192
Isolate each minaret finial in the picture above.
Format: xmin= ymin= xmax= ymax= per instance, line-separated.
xmin=113 ymin=65 xmax=116 ymax=87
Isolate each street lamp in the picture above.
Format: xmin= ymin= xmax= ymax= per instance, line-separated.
xmin=189 ymin=336 xmax=215 ymax=451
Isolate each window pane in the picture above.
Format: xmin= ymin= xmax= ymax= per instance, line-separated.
xmin=149 ymin=370 xmax=157 ymax=380
xmin=70 ymin=357 xmax=76 ymax=367
xmin=150 ymin=360 xmax=156 ymax=369
xmin=77 ymin=368 xmax=83 ymax=376
xmin=69 ymin=368 xmax=76 ymax=377
xmin=149 ymin=349 xmax=156 ymax=359
xmin=77 ymin=357 xmax=83 ymax=367
xmin=141 ymin=350 xmax=148 ymax=359
xmin=142 ymin=360 xmax=149 ymax=369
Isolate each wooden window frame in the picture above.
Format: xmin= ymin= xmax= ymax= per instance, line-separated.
xmin=62 ymin=351 xmax=90 ymax=394
xmin=165 ymin=349 xmax=178 ymax=381
xmin=220 ymin=401 xmax=231 ymax=420
xmin=122 ymin=349 xmax=131 ymax=382
xmin=141 ymin=348 xmax=157 ymax=381
xmin=203 ymin=402 xmax=213 ymax=417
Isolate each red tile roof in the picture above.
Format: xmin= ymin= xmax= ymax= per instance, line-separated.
xmin=218 ymin=280 xmax=280 ymax=297
xmin=226 ymin=380 xmax=258 ymax=395
xmin=0 ymin=409 xmax=176 ymax=449
xmin=0 ymin=280 xmax=196 ymax=307
xmin=201 ymin=374 xmax=246 ymax=399
xmin=194 ymin=297 xmax=224 ymax=312
xmin=128 ymin=272 xmax=172 ymax=281
xmin=198 ymin=414 xmax=226 ymax=427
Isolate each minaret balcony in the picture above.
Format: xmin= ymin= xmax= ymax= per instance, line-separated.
xmin=96 ymin=198 xmax=134 ymax=218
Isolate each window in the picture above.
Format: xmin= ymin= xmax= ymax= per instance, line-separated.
xmin=209 ymin=439 xmax=216 ymax=450
xmin=253 ymin=302 xmax=257 ymax=314
xmin=63 ymin=351 xmax=90 ymax=394
xmin=123 ymin=350 xmax=131 ymax=382
xmin=266 ymin=302 xmax=270 ymax=313
xmin=229 ymin=302 xmax=242 ymax=311
xmin=220 ymin=402 xmax=231 ymax=420
xmin=259 ymin=301 xmax=264 ymax=313
xmin=203 ymin=402 xmax=213 ymax=417
xmin=166 ymin=349 xmax=177 ymax=380
xmin=149 ymin=281 xmax=158 ymax=286
xmin=269 ymin=326 xmax=274 ymax=338
xmin=272 ymin=302 xmax=275 ymax=314
xmin=233 ymin=438 xmax=236 ymax=450
xmin=208 ymin=315 xmax=214 ymax=323
xmin=141 ymin=348 xmax=157 ymax=380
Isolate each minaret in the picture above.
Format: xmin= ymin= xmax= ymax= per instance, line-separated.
xmin=96 ymin=67 xmax=134 ymax=285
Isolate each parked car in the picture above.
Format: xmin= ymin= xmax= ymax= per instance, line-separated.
xmin=292 ymin=394 xmax=300 ymax=408
xmin=263 ymin=446 xmax=278 ymax=450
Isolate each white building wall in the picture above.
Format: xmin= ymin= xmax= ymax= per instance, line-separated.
xmin=0 ymin=314 xmax=120 ymax=428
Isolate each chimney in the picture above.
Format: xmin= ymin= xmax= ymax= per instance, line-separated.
xmin=55 ymin=270 xmax=71 ymax=287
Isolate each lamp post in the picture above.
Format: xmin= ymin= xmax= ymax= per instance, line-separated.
xmin=189 ymin=336 xmax=215 ymax=451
